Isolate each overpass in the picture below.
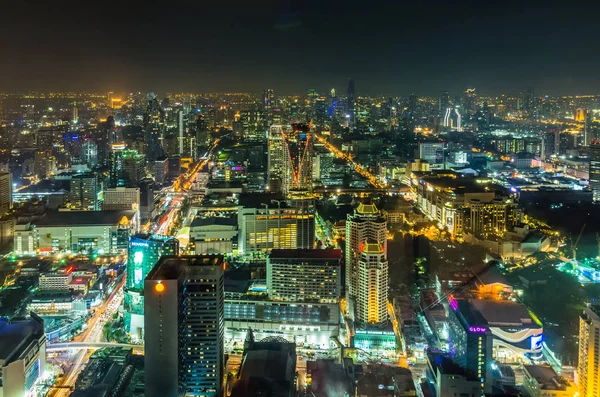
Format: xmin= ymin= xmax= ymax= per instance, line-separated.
xmin=47 ymin=342 xmax=143 ymax=351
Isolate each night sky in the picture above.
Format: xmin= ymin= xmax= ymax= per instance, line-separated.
xmin=1 ymin=0 xmax=598 ymax=96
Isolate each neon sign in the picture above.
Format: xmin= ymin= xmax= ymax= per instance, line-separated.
xmin=448 ymin=295 xmax=458 ymax=311
xmin=469 ymin=326 xmax=487 ymax=333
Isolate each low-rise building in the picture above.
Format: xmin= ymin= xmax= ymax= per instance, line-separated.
xmin=190 ymin=217 xmax=237 ymax=255
xmin=14 ymin=210 xmax=138 ymax=254
xmin=523 ymin=365 xmax=576 ymax=397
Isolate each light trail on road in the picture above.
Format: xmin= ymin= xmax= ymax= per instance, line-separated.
xmin=313 ymin=133 xmax=386 ymax=189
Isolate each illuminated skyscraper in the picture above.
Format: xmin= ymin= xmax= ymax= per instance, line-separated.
xmin=578 ymin=305 xmax=600 ymax=397
xmin=124 ymin=234 xmax=178 ymax=340
xmin=0 ymin=172 xmax=12 ymax=217
xmin=590 ymin=140 xmax=600 ymax=202
xmin=347 ymin=78 xmax=355 ymax=126
xmin=345 ymin=203 xmax=387 ymax=310
xmin=143 ymin=93 xmax=165 ymax=162
xmin=267 ymin=124 xmax=291 ymax=192
xmin=263 ymin=88 xmax=275 ymax=126
xmin=145 ymin=255 xmax=224 ymax=397
xmin=356 ymin=239 xmax=388 ymax=325
xmin=68 ymin=173 xmax=101 ymax=211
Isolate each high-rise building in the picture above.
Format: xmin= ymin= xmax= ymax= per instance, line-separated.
xmin=345 ymin=202 xmax=387 ymax=304
xmin=121 ymin=150 xmax=146 ymax=186
xmin=124 ymin=234 xmax=178 ymax=340
xmin=578 ymin=305 xmax=600 ymax=397
xmin=267 ymin=124 xmax=291 ymax=192
xmin=145 ymin=255 xmax=224 ymax=397
xmin=356 ymin=239 xmax=388 ymax=325
xmin=590 ymin=140 xmax=600 ymax=202
xmin=263 ymin=89 xmax=275 ymax=126
xmin=68 ymin=173 xmax=101 ymax=211
xmin=347 ymin=78 xmax=356 ymax=126
xmin=143 ymin=93 xmax=165 ymax=162
xmin=267 ymin=249 xmax=341 ymax=303
xmin=139 ymin=178 xmax=155 ymax=222
xmin=0 ymin=172 xmax=13 ymax=217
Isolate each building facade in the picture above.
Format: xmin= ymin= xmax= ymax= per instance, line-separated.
xmin=356 ymin=240 xmax=388 ymax=325
xmin=124 ymin=234 xmax=178 ymax=340
xmin=13 ymin=210 xmax=138 ymax=255
xmin=0 ymin=314 xmax=46 ymax=397
xmin=578 ymin=305 xmax=600 ymax=397
xmin=238 ymin=203 xmax=314 ymax=254
xmin=103 ymin=187 xmax=140 ymax=211
xmin=145 ymin=256 xmax=224 ymax=397
xmin=0 ymin=172 xmax=12 ymax=217
xmin=267 ymin=249 xmax=341 ymax=303
xmin=346 ymin=203 xmax=387 ymax=303
xmin=590 ymin=141 xmax=600 ymax=202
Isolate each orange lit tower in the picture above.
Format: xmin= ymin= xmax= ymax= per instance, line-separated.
xmin=356 ymin=239 xmax=388 ymax=325
xmin=145 ymin=255 xmax=224 ymax=397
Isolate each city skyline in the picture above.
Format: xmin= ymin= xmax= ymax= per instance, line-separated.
xmin=1 ymin=1 xmax=599 ymax=95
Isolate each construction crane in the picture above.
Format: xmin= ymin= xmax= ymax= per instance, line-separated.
xmin=572 ymin=224 xmax=586 ymax=265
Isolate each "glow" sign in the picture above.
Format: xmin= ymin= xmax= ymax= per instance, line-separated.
xmin=469 ymin=326 xmax=487 ymax=333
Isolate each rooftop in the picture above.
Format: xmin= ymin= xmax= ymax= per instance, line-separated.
xmin=191 ymin=216 xmax=238 ymax=228
xmin=427 ymin=352 xmax=467 ymax=376
xmin=524 ymin=365 xmax=571 ymax=390
xmin=356 ymin=202 xmax=379 ymax=215
xmin=146 ymin=255 xmax=224 ymax=281
xmin=0 ymin=313 xmax=45 ymax=363
xmin=464 ymin=299 xmax=541 ymax=328
xmin=28 ymin=210 xmax=137 ymax=227
xmin=268 ymin=249 xmax=342 ymax=260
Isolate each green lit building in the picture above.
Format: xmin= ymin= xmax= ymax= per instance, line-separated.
xmin=124 ymin=233 xmax=178 ymax=340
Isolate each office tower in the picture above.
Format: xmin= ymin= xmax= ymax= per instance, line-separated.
xmin=68 ymin=173 xmax=100 ymax=210
xmin=356 ymin=239 xmax=388 ymax=325
xmin=34 ymin=151 xmax=56 ymax=179
xmin=145 ymin=256 xmax=224 ymax=397
xmin=578 ymin=305 xmax=600 ymax=397
xmin=81 ymin=139 xmax=98 ymax=168
xmin=121 ymin=150 xmax=146 ymax=186
xmin=0 ymin=172 xmax=13 ymax=217
xmin=281 ymin=123 xmax=313 ymax=193
xmin=124 ymin=234 xmax=178 ymax=339
xmin=178 ymin=110 xmax=185 ymax=155
xmin=419 ymin=142 xmax=445 ymax=166
xmin=238 ymin=197 xmax=315 ymax=254
xmin=103 ymin=187 xmax=140 ymax=211
xmin=523 ymin=88 xmax=536 ymax=118
xmin=439 ymin=91 xmax=450 ymax=113
xmin=143 ymin=92 xmax=165 ymax=162
xmin=263 ymin=89 xmax=275 ymax=126
xmin=590 ymin=140 xmax=600 ymax=202
xmin=346 ymin=202 xmax=387 ymax=303
xmin=267 ymin=249 xmax=342 ymax=303
xmin=267 ymin=124 xmax=291 ymax=192
xmin=446 ymin=298 xmax=493 ymax=393
xmin=346 ymin=78 xmax=355 ymax=126
xmin=139 ymin=178 xmax=155 ymax=222
xmin=464 ymin=198 xmax=522 ymax=239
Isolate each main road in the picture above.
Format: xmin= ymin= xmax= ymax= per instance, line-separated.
xmin=50 ymin=276 xmax=125 ymax=397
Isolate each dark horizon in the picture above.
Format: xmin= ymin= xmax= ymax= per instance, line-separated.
xmin=1 ymin=1 xmax=598 ymax=96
